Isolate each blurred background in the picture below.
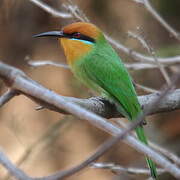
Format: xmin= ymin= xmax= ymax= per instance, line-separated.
xmin=0 ymin=0 xmax=180 ymax=179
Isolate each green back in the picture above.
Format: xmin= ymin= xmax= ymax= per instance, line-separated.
xmin=72 ymin=35 xmax=141 ymax=120
xmin=71 ymin=34 xmax=157 ymax=179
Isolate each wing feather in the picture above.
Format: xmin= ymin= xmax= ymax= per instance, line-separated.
xmin=81 ymin=49 xmax=141 ymax=119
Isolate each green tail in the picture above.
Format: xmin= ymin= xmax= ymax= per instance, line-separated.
xmin=112 ymin=98 xmax=157 ymax=179
xmin=136 ymin=126 xmax=157 ymax=179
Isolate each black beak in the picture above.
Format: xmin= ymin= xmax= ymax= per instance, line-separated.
xmin=33 ymin=31 xmax=66 ymax=38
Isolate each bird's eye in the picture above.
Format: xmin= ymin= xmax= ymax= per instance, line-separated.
xmin=72 ymin=32 xmax=81 ymax=38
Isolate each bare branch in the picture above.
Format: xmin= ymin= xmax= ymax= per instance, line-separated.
xmin=58 ymin=89 xmax=180 ymax=118
xmin=29 ymin=0 xmax=72 ymax=18
xmin=33 ymin=111 xmax=149 ymax=180
xmin=128 ymin=31 xmax=171 ymax=85
xmin=125 ymin=62 xmax=158 ymax=70
xmin=24 ymin=84 xmax=176 ymax=180
xmin=25 ymin=59 xmax=160 ymax=94
xmin=0 ymin=111 xmax=161 ymax=180
xmin=150 ymin=143 xmax=180 ymax=166
xmin=91 ymin=162 xmax=165 ymax=175
xmin=0 ymin=149 xmax=32 ymax=180
xmin=117 ymin=120 xmax=180 ymax=167
xmin=139 ymin=0 xmax=180 ymax=41
xmin=28 ymin=0 xmax=180 ymax=65
xmin=132 ymin=0 xmax=144 ymax=3
xmin=0 ymin=62 xmax=180 ymax=179
xmin=1 ymin=61 xmax=180 ymax=119
xmin=63 ymin=0 xmax=89 ymax=22
xmin=27 ymin=59 xmax=173 ymax=71
xmin=134 ymin=83 xmax=159 ymax=93
xmin=106 ymin=35 xmax=180 ymax=64
xmin=27 ymin=60 xmax=69 ymax=69
xmin=4 ymin=118 xmax=72 ymax=180
xmin=5 ymin=114 xmax=179 ymax=179
xmin=14 ymin=87 xmax=180 ymax=119
xmin=0 ymin=89 xmax=19 ymax=107
xmin=2 ymin=1 xmax=180 ymax=179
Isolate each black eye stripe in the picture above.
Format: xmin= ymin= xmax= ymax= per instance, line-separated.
xmin=76 ymin=34 xmax=95 ymax=43
xmin=64 ymin=32 xmax=95 ymax=43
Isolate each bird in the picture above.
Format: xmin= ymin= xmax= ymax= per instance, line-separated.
xmin=34 ymin=22 xmax=157 ymax=179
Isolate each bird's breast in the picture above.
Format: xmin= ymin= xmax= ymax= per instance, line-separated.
xmin=60 ymin=38 xmax=93 ymax=66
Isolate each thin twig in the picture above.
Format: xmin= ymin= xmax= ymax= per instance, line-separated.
xmin=91 ymin=162 xmax=165 ymax=175
xmin=134 ymin=83 xmax=159 ymax=93
xmin=125 ymin=63 xmax=158 ymax=70
xmin=63 ymin=0 xmax=89 ymax=22
xmin=27 ymin=60 xmax=69 ymax=69
xmin=150 ymin=142 xmax=180 ymax=166
xmin=0 ymin=150 xmax=32 ymax=180
xmin=34 ymin=113 xmax=149 ymax=180
xmin=128 ymin=31 xmax=171 ymax=85
xmin=0 ymin=62 xmax=180 ymax=179
xmin=106 ymin=35 xmax=180 ymax=64
xmin=0 ymin=89 xmax=19 ymax=107
xmin=25 ymin=59 xmax=160 ymax=94
xmin=116 ymin=120 xmax=180 ymax=167
xmin=33 ymin=75 xmax=179 ymax=180
xmin=4 ymin=118 xmax=72 ymax=180
xmin=140 ymin=0 xmax=180 ymax=41
xmin=29 ymin=0 xmax=72 ymax=18
xmin=2 ymin=62 xmax=180 ymax=119
xmin=29 ymin=0 xmax=180 ymax=64
xmin=27 ymin=59 xmax=176 ymax=71
xmin=2 ymin=1 xmax=180 ymax=179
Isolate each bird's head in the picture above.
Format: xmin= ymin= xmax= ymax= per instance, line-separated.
xmin=34 ymin=22 xmax=104 ymax=65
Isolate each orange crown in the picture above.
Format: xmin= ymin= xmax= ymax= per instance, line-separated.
xmin=62 ymin=22 xmax=101 ymax=39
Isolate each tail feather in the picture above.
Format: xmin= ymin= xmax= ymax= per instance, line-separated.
xmin=136 ymin=126 xmax=157 ymax=179
xmin=108 ymin=93 xmax=157 ymax=178
xmin=146 ymin=157 xmax=158 ymax=179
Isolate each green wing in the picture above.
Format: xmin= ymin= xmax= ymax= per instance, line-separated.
xmin=79 ymin=46 xmax=141 ymax=120
xmin=73 ymin=43 xmax=157 ymax=179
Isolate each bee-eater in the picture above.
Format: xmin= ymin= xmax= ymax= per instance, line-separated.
xmin=34 ymin=22 xmax=157 ymax=179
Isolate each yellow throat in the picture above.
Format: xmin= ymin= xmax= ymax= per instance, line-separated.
xmin=60 ymin=37 xmax=93 ymax=66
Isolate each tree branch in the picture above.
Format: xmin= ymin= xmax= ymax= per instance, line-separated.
xmin=33 ymin=111 xmax=149 ymax=180
xmin=28 ymin=0 xmax=180 ymax=64
xmin=47 ymin=89 xmax=180 ymax=119
xmin=128 ymin=30 xmax=171 ymax=85
xmin=0 ymin=150 xmax=32 ymax=180
xmin=116 ymin=120 xmax=180 ymax=166
xmin=1 ymin=61 xmax=180 ymax=118
xmin=136 ymin=0 xmax=180 ymax=41
xmin=0 ymin=89 xmax=19 ymax=107
xmin=2 ymin=1 xmax=179 ymax=179
xmin=91 ymin=162 xmax=165 ymax=175
xmin=27 ymin=59 xmax=177 ymax=71
xmin=0 ymin=61 xmax=180 ymax=179
xmin=41 ymin=83 xmax=177 ymax=180
xmin=29 ymin=0 xmax=72 ymax=18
